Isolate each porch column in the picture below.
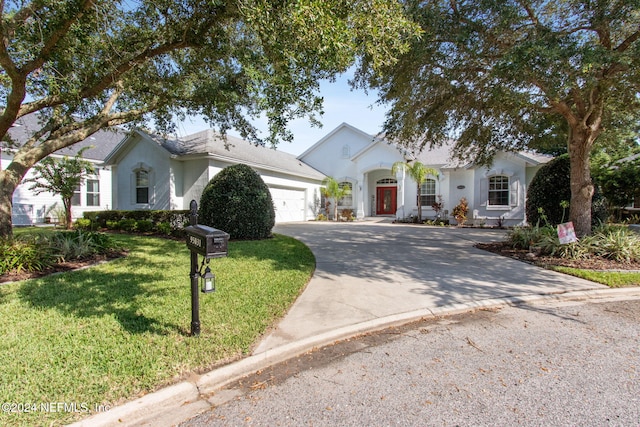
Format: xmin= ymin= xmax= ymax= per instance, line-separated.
xmin=357 ymin=172 xmax=366 ymax=219
xmin=396 ymin=168 xmax=405 ymax=219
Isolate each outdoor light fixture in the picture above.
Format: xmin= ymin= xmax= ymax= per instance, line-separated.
xmin=201 ymin=265 xmax=215 ymax=293
xmin=184 ymin=200 xmax=230 ymax=336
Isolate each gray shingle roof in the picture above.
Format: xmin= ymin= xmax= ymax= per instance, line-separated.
xmin=5 ymin=113 xmax=126 ymax=161
xmin=146 ymin=129 xmax=326 ymax=180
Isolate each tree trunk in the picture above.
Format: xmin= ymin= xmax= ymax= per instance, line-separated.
xmin=0 ymin=169 xmax=21 ymax=239
xmin=568 ymin=127 xmax=596 ymax=238
xmin=63 ymin=198 xmax=73 ymax=229
xmin=416 ymin=184 xmax=422 ymax=221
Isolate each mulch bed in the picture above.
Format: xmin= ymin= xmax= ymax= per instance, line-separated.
xmin=0 ymin=251 xmax=127 ymax=284
xmin=476 ymin=241 xmax=640 ymax=271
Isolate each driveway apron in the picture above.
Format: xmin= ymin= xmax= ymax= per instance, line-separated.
xmin=254 ymin=221 xmax=605 ymax=353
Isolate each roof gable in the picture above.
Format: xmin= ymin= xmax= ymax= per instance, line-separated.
xmin=297 ymin=123 xmax=377 ymax=160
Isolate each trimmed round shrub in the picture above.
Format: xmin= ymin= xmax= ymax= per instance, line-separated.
xmin=199 ymin=164 xmax=275 ymax=240
xmin=526 ymin=154 xmax=607 ymax=228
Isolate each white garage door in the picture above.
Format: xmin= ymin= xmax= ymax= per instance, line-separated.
xmin=270 ymin=188 xmax=306 ymax=222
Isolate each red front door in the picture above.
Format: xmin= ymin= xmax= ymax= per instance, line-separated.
xmin=376 ymin=187 xmax=397 ymax=215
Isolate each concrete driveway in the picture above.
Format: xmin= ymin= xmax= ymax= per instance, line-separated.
xmin=254 ymin=220 xmax=606 ymax=352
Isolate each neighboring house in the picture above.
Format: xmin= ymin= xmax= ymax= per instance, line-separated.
xmin=617 ymin=153 xmax=640 ymax=213
xmin=2 ymin=114 xmax=122 ymax=226
xmin=104 ymin=129 xmax=326 ymax=222
xmin=298 ymin=123 xmax=552 ymax=226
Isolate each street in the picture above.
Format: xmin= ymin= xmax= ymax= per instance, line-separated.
xmin=181 ymin=296 xmax=640 ymax=427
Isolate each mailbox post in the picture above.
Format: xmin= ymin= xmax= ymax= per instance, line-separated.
xmin=184 ymin=200 xmax=230 ymax=336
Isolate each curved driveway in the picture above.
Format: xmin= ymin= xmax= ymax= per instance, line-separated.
xmin=254 ymin=220 xmax=605 ymax=353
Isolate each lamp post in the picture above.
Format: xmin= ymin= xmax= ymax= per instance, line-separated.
xmin=185 ymin=200 xmax=229 ymax=336
xmin=188 ymin=200 xmax=201 ymax=336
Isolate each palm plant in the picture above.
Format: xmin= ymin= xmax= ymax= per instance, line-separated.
xmin=321 ymin=177 xmax=351 ymax=221
xmin=391 ymin=161 xmax=438 ymax=221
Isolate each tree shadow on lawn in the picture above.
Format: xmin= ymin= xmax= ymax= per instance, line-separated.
xmin=17 ymin=263 xmax=181 ymax=336
xmin=228 ymin=234 xmax=316 ymax=272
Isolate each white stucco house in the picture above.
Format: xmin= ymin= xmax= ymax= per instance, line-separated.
xmin=299 ymin=123 xmax=552 ymax=226
xmin=104 ymin=122 xmax=551 ymax=227
xmin=2 ymin=114 xmax=121 ymax=226
xmin=4 ymin=117 xmax=552 ymax=227
xmin=103 ymin=129 xmax=326 ymax=222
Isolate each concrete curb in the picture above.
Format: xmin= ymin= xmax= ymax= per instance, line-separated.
xmin=68 ymin=286 xmax=640 ymax=427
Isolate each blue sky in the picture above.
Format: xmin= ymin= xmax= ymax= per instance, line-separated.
xmin=174 ymin=73 xmax=388 ymax=156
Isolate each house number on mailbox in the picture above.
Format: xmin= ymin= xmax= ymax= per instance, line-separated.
xmin=189 ymin=235 xmax=203 ymax=248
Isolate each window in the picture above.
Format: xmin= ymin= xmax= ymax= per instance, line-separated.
xmin=136 ymin=170 xmax=149 ymax=204
xmin=71 ymin=184 xmax=81 ymax=206
xmin=420 ymin=179 xmax=436 ymax=207
xmin=337 ymin=182 xmax=353 ymax=207
xmin=342 ymin=144 xmax=350 ymax=158
xmin=86 ymin=179 xmax=100 ymax=206
xmin=488 ymin=176 xmax=509 ymax=206
xmin=376 ymin=178 xmax=397 ymax=184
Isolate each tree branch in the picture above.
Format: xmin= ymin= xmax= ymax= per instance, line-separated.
xmin=19 ymin=38 xmax=191 ymax=117
xmin=22 ymin=0 xmax=97 ymax=76
xmin=615 ymin=27 xmax=640 ymax=53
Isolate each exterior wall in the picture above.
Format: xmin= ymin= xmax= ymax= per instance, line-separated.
xmin=300 ymin=125 xmax=380 ymax=219
xmin=112 ymin=141 xmax=322 ymax=223
xmin=181 ymin=158 xmax=211 ymax=209
xmin=111 ymin=134 xmax=173 ymax=210
xmin=468 ymin=153 xmax=533 ymax=227
xmin=5 ymin=154 xmax=112 ymax=226
xmin=299 ymin=125 xmax=374 ymax=178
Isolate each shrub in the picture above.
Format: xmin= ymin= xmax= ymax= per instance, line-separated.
xmin=339 ymin=209 xmax=354 ymax=221
xmin=84 ymin=210 xmax=189 ymax=233
xmin=0 ymin=235 xmax=55 ymax=274
xmin=591 ymin=224 xmax=640 ymax=262
xmin=199 ymin=164 xmax=275 ymax=240
xmin=507 ymin=225 xmax=556 ymax=249
xmin=452 ymin=197 xmax=469 ymax=225
xmin=74 ymin=218 xmax=92 ymax=230
xmin=118 ymin=218 xmax=137 ymax=232
xmin=135 ymin=219 xmax=154 ymax=233
xmin=106 ymin=220 xmax=120 ymax=230
xmin=526 ymin=154 xmax=607 ymax=228
xmin=156 ymin=222 xmax=172 ymax=235
xmin=507 ymin=222 xmax=640 ymax=262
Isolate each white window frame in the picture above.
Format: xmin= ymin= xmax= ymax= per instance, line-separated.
xmin=419 ymin=178 xmax=437 ymax=208
xmin=135 ymin=169 xmax=150 ymax=205
xmin=337 ymin=181 xmax=353 ymax=208
xmin=488 ymin=175 xmax=510 ymax=207
xmin=86 ymin=178 xmax=100 ymax=207
xmin=71 ymin=184 xmax=81 ymax=206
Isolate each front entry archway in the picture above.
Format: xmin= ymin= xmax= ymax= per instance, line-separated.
xmin=376 ymin=186 xmax=397 ymax=215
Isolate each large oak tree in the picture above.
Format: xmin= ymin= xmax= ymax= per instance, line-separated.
xmin=357 ymin=0 xmax=640 ymax=236
xmin=0 ymin=0 xmax=418 ymax=238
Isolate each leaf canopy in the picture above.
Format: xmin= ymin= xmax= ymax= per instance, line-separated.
xmin=358 ymin=0 xmax=640 ymax=164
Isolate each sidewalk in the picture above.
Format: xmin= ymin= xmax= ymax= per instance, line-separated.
xmin=71 ymin=222 xmax=640 ymax=427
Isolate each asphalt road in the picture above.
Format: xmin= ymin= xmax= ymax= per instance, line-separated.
xmin=181 ymin=296 xmax=640 ymax=427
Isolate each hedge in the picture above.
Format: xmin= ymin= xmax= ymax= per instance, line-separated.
xmin=82 ymin=210 xmax=190 ymax=235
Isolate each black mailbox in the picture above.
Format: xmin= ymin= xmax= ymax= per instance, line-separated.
xmin=185 ymin=224 xmax=230 ymax=258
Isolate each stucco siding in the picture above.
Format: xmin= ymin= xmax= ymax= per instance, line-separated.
xmin=10 ymin=161 xmax=112 ymax=225
xmin=112 ymin=134 xmax=172 ymax=210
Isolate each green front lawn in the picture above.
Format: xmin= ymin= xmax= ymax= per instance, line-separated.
xmin=0 ymin=233 xmax=315 ymax=427
xmin=550 ymin=266 xmax=640 ymax=287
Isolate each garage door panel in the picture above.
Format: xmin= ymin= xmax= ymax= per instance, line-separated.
xmin=270 ymin=188 xmax=305 ymax=222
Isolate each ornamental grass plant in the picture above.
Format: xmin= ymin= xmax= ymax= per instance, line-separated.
xmin=507 ymin=223 xmax=640 ymax=263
